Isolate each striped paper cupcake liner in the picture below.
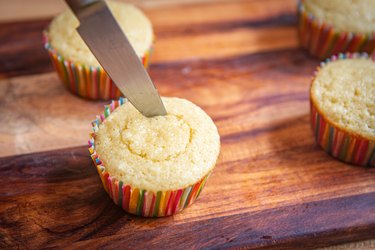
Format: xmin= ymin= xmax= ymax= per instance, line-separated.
xmin=88 ymin=98 xmax=211 ymax=217
xmin=43 ymin=32 xmax=153 ymax=101
xmin=310 ymin=53 xmax=375 ymax=167
xmin=298 ymin=1 xmax=375 ymax=59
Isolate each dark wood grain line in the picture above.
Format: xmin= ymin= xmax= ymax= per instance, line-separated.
xmin=0 ymin=19 xmax=53 ymax=79
xmin=50 ymin=192 xmax=375 ymax=249
xmin=1 ymin=138 xmax=375 ymax=249
xmin=150 ymin=47 xmax=317 ymax=107
xmin=213 ymin=91 xmax=309 ymax=123
xmin=0 ymin=11 xmax=298 ymax=78
xmin=151 ymin=47 xmax=318 ymax=118
xmin=221 ymin=113 xmax=309 ymax=143
xmin=156 ymin=12 xmax=297 ymax=37
xmin=151 ymin=47 xmax=318 ymax=79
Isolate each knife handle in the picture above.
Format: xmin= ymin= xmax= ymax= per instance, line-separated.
xmin=65 ymin=0 xmax=101 ymax=18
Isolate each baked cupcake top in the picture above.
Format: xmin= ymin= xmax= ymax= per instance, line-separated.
xmin=47 ymin=0 xmax=153 ymax=67
xmin=311 ymin=57 xmax=375 ymax=140
xmin=94 ymin=97 xmax=220 ymax=191
xmin=303 ymin=0 xmax=375 ymax=33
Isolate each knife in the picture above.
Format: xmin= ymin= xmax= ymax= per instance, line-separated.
xmin=65 ymin=0 xmax=167 ymax=117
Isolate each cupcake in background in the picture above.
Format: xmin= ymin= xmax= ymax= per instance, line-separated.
xmin=298 ymin=0 xmax=375 ymax=59
xmin=89 ymin=97 xmax=221 ymax=217
xmin=44 ymin=0 xmax=154 ymax=100
xmin=310 ymin=53 xmax=375 ymax=167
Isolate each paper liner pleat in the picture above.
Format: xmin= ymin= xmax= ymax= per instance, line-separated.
xmin=43 ymin=32 xmax=153 ymax=101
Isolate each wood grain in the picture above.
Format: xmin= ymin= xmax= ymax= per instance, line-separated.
xmin=0 ymin=0 xmax=299 ymax=157
xmin=0 ymin=19 xmax=52 ymax=79
xmin=0 ymin=0 xmax=297 ymax=78
xmin=0 ymin=0 xmax=243 ymax=22
xmin=0 ymin=48 xmax=314 ymax=157
xmin=1 ymin=132 xmax=375 ymax=249
xmin=0 ymin=72 xmax=106 ymax=156
xmin=1 ymin=0 xmax=375 ymax=249
xmin=1 ymin=48 xmax=375 ymax=248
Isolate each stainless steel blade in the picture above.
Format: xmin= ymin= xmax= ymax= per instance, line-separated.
xmin=72 ymin=1 xmax=166 ymax=117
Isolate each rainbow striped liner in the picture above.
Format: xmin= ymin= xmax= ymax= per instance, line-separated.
xmin=88 ymin=98 xmax=211 ymax=217
xmin=310 ymin=53 xmax=375 ymax=167
xmin=43 ymin=32 xmax=153 ymax=101
xmin=298 ymin=1 xmax=375 ymax=59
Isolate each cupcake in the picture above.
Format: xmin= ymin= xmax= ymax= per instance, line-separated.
xmin=89 ymin=97 xmax=221 ymax=216
xmin=44 ymin=0 xmax=154 ymax=100
xmin=310 ymin=53 xmax=375 ymax=167
xmin=298 ymin=0 xmax=375 ymax=59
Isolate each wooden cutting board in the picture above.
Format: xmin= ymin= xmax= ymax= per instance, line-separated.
xmin=1 ymin=0 xmax=374 ymax=249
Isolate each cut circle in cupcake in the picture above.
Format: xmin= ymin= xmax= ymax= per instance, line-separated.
xmin=120 ymin=115 xmax=191 ymax=162
xmin=89 ymin=97 xmax=221 ymax=216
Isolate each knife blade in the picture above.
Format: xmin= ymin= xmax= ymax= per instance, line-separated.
xmin=65 ymin=0 xmax=166 ymax=117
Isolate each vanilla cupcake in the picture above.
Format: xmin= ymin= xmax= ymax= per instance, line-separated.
xmin=310 ymin=53 xmax=375 ymax=166
xmin=89 ymin=97 xmax=221 ymax=216
xmin=298 ymin=0 xmax=375 ymax=58
xmin=44 ymin=0 xmax=154 ymax=100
